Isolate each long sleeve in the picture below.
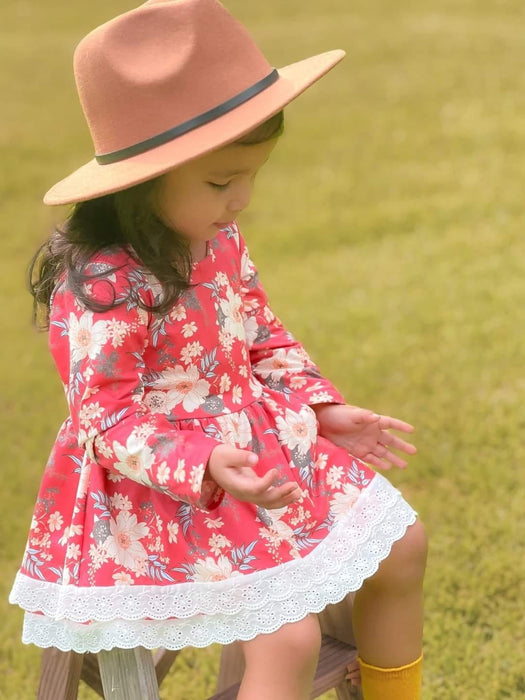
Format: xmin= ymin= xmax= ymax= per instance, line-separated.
xmin=50 ymin=260 xmax=223 ymax=510
xmin=237 ymin=232 xmax=346 ymax=406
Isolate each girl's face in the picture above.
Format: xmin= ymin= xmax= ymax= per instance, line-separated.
xmin=156 ymin=139 xmax=277 ymax=256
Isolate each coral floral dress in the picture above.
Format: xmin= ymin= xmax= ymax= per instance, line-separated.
xmin=10 ymin=223 xmax=416 ymax=652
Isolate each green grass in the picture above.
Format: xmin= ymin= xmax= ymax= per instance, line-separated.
xmin=2 ymin=0 xmax=525 ymax=697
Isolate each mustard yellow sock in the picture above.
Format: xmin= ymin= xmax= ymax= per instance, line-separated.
xmin=358 ymin=654 xmax=423 ymax=700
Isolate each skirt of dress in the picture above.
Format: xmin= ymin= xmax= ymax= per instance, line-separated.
xmin=12 ymin=471 xmax=416 ymax=652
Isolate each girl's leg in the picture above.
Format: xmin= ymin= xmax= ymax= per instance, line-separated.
xmin=351 ymin=518 xmax=427 ymax=698
xmin=238 ymin=614 xmax=321 ymax=700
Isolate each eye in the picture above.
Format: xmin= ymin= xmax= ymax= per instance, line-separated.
xmin=207 ymin=181 xmax=231 ymax=190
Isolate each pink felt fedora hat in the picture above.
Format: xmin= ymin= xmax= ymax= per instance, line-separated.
xmin=44 ymin=0 xmax=345 ymax=205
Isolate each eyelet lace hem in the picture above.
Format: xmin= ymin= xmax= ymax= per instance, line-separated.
xmin=12 ymin=474 xmax=417 ymax=652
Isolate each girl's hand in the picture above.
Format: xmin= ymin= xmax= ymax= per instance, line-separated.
xmin=207 ymin=444 xmax=302 ymax=508
xmin=312 ymin=403 xmax=417 ymax=470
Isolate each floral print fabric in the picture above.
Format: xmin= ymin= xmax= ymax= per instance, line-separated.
xmin=10 ymin=223 xmax=414 ymax=650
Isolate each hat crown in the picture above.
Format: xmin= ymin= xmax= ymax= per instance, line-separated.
xmin=74 ymin=0 xmax=272 ymax=156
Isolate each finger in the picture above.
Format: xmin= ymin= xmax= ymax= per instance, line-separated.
xmin=261 ymin=491 xmax=300 ymax=509
xmin=380 ymin=432 xmax=417 ymax=455
xmin=250 ymin=468 xmax=279 ymax=493
xmin=258 ymin=483 xmax=301 ymax=509
xmin=348 ymin=407 xmax=380 ymax=424
xmin=377 ymin=446 xmax=408 ymax=469
xmin=365 ymin=453 xmax=392 ymax=470
xmin=378 ymin=415 xmax=415 ymax=433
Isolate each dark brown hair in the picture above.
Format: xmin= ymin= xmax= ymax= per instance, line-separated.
xmin=29 ymin=110 xmax=284 ymax=328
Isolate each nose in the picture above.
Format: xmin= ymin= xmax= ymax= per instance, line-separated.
xmin=227 ymin=180 xmax=253 ymax=214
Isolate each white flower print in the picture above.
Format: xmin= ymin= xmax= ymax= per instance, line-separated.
xmin=68 ymin=311 xmax=108 ymax=363
xmin=263 ymin=306 xmax=275 ymax=324
xmin=190 ymin=463 xmax=205 ymax=493
xmin=215 ymin=271 xmax=228 ymax=286
xmin=78 ymin=402 xmax=103 ymax=428
xmin=255 ymin=348 xmax=305 ymax=381
xmin=157 ymin=461 xmax=170 ymax=485
xmin=48 ymin=512 xmax=63 ymax=532
xmin=219 ymin=373 xmax=231 ymax=393
xmin=113 ymin=572 xmax=135 ymax=585
xmin=180 ymin=341 xmax=204 ymax=364
xmin=152 ymin=365 xmax=209 ymax=413
xmin=193 ymin=555 xmax=240 ymax=582
xmin=103 ymin=511 xmax=149 ymax=572
xmin=232 ymin=385 xmax=242 ymax=404
xmin=329 ymin=483 xmax=361 ymax=522
xmin=106 ymin=319 xmax=129 ymax=348
xmin=94 ymin=435 xmax=113 ymax=459
xmin=327 ymin=465 xmax=344 ymax=488
xmin=66 ymin=543 xmax=81 ymax=561
xmin=204 ymin=516 xmax=224 ymax=529
xmin=38 ymin=532 xmax=51 ymax=549
xmin=170 ymin=304 xmax=186 ymax=321
xmin=248 ymin=375 xmax=264 ymax=399
xmin=110 ymin=493 xmax=132 ymax=512
xmin=314 ymin=453 xmax=328 ymax=471
xmin=208 ymin=533 xmax=232 ymax=556
xmin=89 ymin=543 xmax=109 ymax=570
xmin=182 ymin=322 xmax=198 ymax=338
xmin=167 ymin=521 xmax=179 ymax=544
xmin=275 ymin=407 xmax=317 ymax=455
xmin=310 ymin=391 xmax=334 ymax=403
xmin=218 ymin=329 xmax=234 ymax=353
xmin=173 ymin=458 xmax=186 ymax=483
xmin=289 ymin=376 xmax=307 ymax=390
xmin=113 ymin=435 xmax=155 ymax=485
xmin=219 ymin=287 xmax=245 ymax=339
xmin=59 ymin=524 xmax=83 ymax=547
xmin=133 ymin=423 xmax=156 ymax=441
xmin=240 ymin=247 xmax=255 ymax=281
xmin=216 ymin=411 xmax=252 ymax=448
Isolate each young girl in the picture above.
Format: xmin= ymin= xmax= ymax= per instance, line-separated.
xmin=10 ymin=1 xmax=427 ymax=698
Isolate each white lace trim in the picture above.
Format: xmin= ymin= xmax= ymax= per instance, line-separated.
xmin=11 ymin=474 xmax=417 ymax=652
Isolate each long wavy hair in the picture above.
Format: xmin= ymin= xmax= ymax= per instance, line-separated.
xmin=29 ymin=111 xmax=284 ymax=328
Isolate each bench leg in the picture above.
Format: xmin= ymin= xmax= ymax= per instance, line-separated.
xmin=98 ymin=647 xmax=160 ymax=700
xmin=37 ymin=647 xmax=83 ymax=700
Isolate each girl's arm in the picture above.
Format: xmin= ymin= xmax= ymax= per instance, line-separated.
xmin=53 ymin=261 xmax=223 ymax=510
xmin=236 ymin=230 xmax=416 ymax=470
xmin=237 ymin=231 xmax=345 ymax=407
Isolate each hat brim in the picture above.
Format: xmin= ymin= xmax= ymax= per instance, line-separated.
xmin=43 ymin=49 xmax=345 ymax=206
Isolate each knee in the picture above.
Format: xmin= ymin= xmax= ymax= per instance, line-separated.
xmin=366 ymin=519 xmax=428 ymax=591
xmin=279 ymin=615 xmax=322 ymax=669
xmin=243 ymin=614 xmax=321 ymax=672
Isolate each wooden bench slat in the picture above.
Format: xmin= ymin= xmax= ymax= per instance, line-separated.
xmin=153 ymin=648 xmax=181 ymax=685
xmin=37 ymin=647 xmax=84 ymax=700
xmin=97 ymin=646 xmax=160 ymax=700
xmin=80 ymin=653 xmax=104 ymax=697
xmin=311 ymin=636 xmax=357 ymax=697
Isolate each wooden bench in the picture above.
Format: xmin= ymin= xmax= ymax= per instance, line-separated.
xmin=37 ymin=636 xmax=361 ymax=699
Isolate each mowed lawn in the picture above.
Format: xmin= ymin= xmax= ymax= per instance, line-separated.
xmin=1 ymin=1 xmax=525 ymax=698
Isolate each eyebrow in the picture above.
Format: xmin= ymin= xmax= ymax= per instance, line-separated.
xmin=207 ymin=156 xmax=271 ymax=178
